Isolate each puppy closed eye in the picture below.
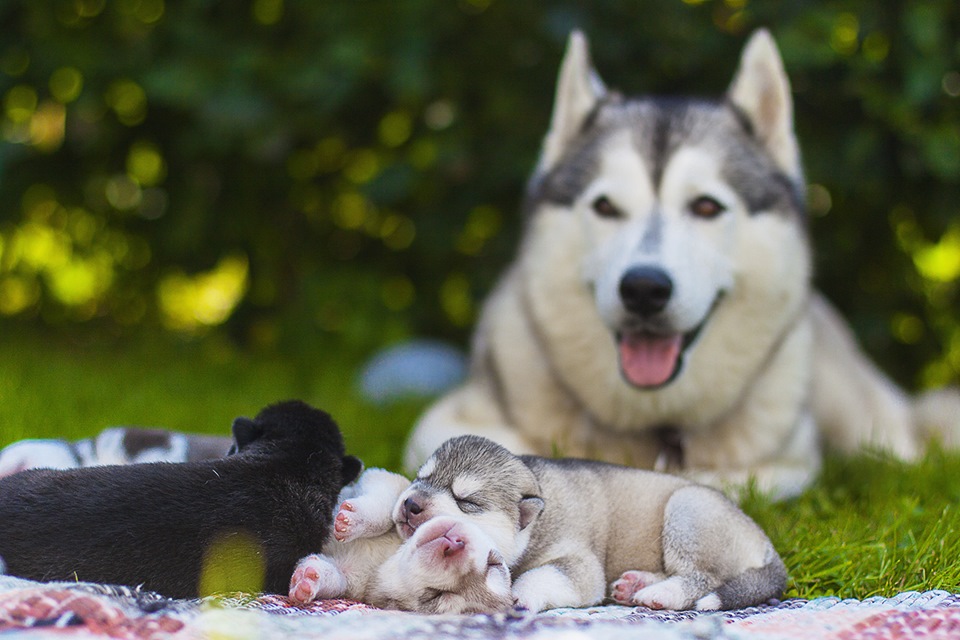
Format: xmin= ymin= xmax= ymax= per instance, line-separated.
xmin=454 ymin=496 xmax=484 ymax=514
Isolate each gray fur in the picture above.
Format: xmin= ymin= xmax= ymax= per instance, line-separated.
xmin=527 ymin=97 xmax=804 ymax=220
xmin=638 ymin=208 xmax=664 ymax=253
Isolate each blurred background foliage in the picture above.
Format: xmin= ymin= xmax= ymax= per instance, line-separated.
xmin=0 ymin=0 xmax=958 ymax=391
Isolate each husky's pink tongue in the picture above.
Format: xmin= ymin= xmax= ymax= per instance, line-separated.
xmin=618 ymin=333 xmax=683 ymax=388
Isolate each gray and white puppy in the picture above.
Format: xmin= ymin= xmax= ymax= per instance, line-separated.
xmin=288 ymin=468 xmax=513 ymax=614
xmin=396 ymin=435 xmax=786 ymax=612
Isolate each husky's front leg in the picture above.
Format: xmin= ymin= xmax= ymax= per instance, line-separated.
xmin=289 ymin=554 xmax=348 ymax=603
xmin=684 ymin=408 xmax=820 ymax=501
xmin=512 ymin=555 xmax=605 ymax=612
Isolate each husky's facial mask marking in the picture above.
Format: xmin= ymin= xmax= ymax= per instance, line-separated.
xmin=526 ymin=85 xmax=808 ymax=391
xmin=519 ymin=29 xmax=807 ymax=392
xmin=567 ymin=129 xmax=736 ymax=388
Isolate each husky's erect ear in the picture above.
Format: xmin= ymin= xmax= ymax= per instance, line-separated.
xmin=727 ymin=29 xmax=802 ymax=180
xmin=536 ymin=30 xmax=606 ymax=174
xmin=518 ymin=495 xmax=545 ymax=531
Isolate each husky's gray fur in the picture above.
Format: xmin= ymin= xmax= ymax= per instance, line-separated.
xmin=404 ymin=29 xmax=960 ymax=500
xmin=397 ymin=435 xmax=785 ymax=612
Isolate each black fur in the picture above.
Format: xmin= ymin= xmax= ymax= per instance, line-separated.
xmin=0 ymin=400 xmax=361 ymax=599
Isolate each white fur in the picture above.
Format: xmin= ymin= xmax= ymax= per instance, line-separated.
xmin=416 ymin=455 xmax=436 ymax=479
xmin=512 ymin=565 xmax=585 ymax=612
xmin=0 ymin=440 xmax=79 ymax=477
xmin=586 ymin=139 xmax=737 ymax=336
xmin=288 ymin=469 xmax=409 ymax=605
xmin=695 ymin=593 xmax=722 ymax=611
xmin=451 ymin=475 xmax=485 ymax=499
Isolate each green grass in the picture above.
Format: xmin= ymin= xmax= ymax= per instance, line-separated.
xmin=2 ymin=329 xmax=959 ymax=600
xmin=742 ymin=446 xmax=960 ymax=599
xmin=0 ymin=329 xmax=428 ymax=471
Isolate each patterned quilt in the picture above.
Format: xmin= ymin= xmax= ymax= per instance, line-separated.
xmin=2 ymin=576 xmax=959 ymax=639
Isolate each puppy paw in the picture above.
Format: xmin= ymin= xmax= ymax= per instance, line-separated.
xmin=610 ymin=570 xmax=664 ymax=604
xmin=695 ymin=592 xmax=722 ymax=611
xmin=333 ymin=501 xmax=374 ymax=542
xmin=288 ymin=555 xmax=346 ymax=604
xmin=511 ymin=580 xmax=551 ymax=613
xmin=632 ymin=578 xmax=693 ymax=611
xmin=334 ymin=497 xmax=393 ymax=542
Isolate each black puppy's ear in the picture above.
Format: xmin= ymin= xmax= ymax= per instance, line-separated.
xmin=341 ymin=455 xmax=363 ymax=486
xmin=518 ymin=495 xmax=545 ymax=531
xmin=231 ymin=417 xmax=264 ymax=451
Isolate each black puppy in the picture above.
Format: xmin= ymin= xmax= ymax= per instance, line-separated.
xmin=0 ymin=400 xmax=361 ymax=598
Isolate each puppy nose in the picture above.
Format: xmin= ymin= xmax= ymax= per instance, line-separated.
xmin=619 ymin=267 xmax=673 ymax=316
xmin=404 ymin=497 xmax=423 ymax=516
xmin=442 ymin=535 xmax=465 ymax=557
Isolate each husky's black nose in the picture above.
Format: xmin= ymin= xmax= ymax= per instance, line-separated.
xmin=404 ymin=497 xmax=423 ymax=516
xmin=619 ymin=267 xmax=673 ymax=316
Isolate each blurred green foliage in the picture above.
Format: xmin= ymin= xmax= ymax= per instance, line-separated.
xmin=0 ymin=0 xmax=957 ymax=388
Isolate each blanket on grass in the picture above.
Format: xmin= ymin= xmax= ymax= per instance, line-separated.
xmin=2 ymin=576 xmax=959 ymax=639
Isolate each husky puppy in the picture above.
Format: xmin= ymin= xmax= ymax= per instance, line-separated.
xmin=404 ymin=29 xmax=960 ymax=500
xmin=0 ymin=429 xmax=230 ymax=478
xmin=288 ymin=468 xmax=513 ymax=614
xmin=396 ymin=436 xmax=786 ymax=612
xmin=0 ymin=400 xmax=361 ymax=599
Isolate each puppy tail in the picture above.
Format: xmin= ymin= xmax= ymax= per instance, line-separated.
xmin=710 ymin=553 xmax=787 ymax=611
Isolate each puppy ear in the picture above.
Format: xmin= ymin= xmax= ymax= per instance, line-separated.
xmin=518 ymin=495 xmax=545 ymax=531
xmin=231 ymin=417 xmax=264 ymax=451
xmin=341 ymin=455 xmax=363 ymax=486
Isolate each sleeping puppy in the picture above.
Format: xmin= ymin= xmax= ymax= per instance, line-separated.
xmin=0 ymin=400 xmax=361 ymax=599
xmin=0 ymin=429 xmax=231 ymax=478
xmin=395 ymin=435 xmax=786 ymax=612
xmin=288 ymin=468 xmax=512 ymax=613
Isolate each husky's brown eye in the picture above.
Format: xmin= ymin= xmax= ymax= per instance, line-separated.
xmin=592 ymin=196 xmax=622 ymax=219
xmin=689 ymin=196 xmax=726 ymax=219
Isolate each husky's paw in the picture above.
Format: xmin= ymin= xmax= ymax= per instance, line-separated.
xmin=333 ymin=499 xmax=384 ymax=542
xmin=610 ymin=570 xmax=665 ymax=604
xmin=511 ymin=588 xmax=546 ymax=614
xmin=288 ymin=554 xmax=347 ymax=604
xmin=632 ymin=577 xmax=694 ymax=611
xmin=694 ymin=593 xmax=722 ymax=611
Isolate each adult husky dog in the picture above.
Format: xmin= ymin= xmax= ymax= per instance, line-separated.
xmin=404 ymin=30 xmax=960 ymax=500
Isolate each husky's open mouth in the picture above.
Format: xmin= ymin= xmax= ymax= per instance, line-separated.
xmin=616 ymin=294 xmax=724 ymax=389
